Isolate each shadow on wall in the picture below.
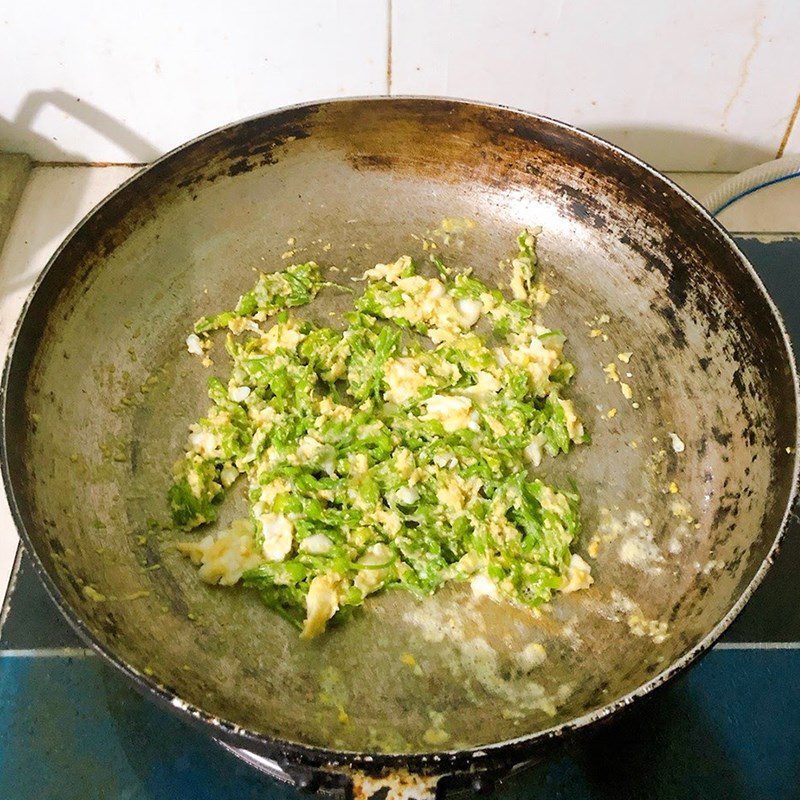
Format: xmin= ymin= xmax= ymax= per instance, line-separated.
xmin=0 ymin=89 xmax=160 ymax=162
xmin=0 ymin=93 xmax=784 ymax=171
xmin=589 ymin=125 xmax=776 ymax=172
xmin=0 ymin=91 xmax=158 ymax=316
xmin=0 ymin=93 xmax=780 ymax=172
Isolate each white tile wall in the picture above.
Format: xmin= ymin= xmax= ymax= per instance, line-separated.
xmin=0 ymin=0 xmax=798 ymax=171
xmin=0 ymin=0 xmax=388 ymax=162
xmin=391 ymin=0 xmax=800 ymax=171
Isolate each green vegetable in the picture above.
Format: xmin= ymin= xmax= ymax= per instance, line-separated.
xmin=510 ymin=228 xmax=537 ymax=301
xmin=194 ymin=262 xmax=323 ymax=333
xmin=170 ymin=237 xmax=589 ymax=637
xmin=168 ymin=456 xmax=223 ymax=529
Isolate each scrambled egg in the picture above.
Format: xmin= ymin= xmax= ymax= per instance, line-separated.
xmin=177 ymin=519 xmax=262 ymax=585
xmin=560 ymin=553 xmax=594 ymax=593
xmin=422 ymin=394 xmax=477 ymax=432
xmin=302 ymin=574 xmax=345 ymax=639
xmin=383 ymin=357 xmax=430 ymax=405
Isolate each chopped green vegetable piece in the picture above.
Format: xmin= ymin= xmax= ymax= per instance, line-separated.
xmin=193 ymin=262 xmax=323 ymax=334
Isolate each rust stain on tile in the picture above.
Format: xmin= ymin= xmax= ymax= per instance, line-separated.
xmin=776 ymin=91 xmax=800 ymax=158
xmin=721 ymin=7 xmax=765 ymax=127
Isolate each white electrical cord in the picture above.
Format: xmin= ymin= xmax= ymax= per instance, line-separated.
xmin=702 ymin=154 xmax=800 ymax=216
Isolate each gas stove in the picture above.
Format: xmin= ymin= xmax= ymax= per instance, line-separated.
xmin=0 ymin=165 xmax=798 ymax=800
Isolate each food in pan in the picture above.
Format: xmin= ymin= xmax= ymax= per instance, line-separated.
xmin=169 ymin=230 xmax=590 ymax=637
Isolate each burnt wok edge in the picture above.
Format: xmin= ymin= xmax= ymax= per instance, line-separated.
xmin=1 ymin=96 xmax=798 ymax=779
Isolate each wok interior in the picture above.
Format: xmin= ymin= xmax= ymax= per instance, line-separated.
xmin=6 ymin=100 xmax=796 ymax=755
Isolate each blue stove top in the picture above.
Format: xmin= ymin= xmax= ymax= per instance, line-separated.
xmin=1 ymin=237 xmax=798 ymax=799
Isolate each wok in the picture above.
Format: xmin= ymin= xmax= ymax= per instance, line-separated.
xmin=1 ymin=98 xmax=798 ymax=796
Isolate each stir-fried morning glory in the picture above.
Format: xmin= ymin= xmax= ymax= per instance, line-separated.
xmin=170 ymin=230 xmax=591 ymax=638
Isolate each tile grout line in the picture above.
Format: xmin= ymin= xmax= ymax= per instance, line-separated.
xmin=0 ymin=643 xmax=797 ymax=658
xmin=0 ymin=647 xmax=95 ymax=658
xmin=732 ymin=231 xmax=800 ymax=237
xmin=713 ymin=641 xmax=800 ymax=650
xmin=776 ymin=90 xmax=800 ymax=159
xmin=31 ymin=160 xmax=147 ymax=168
xmin=24 ymin=166 xmax=735 ymax=174
xmin=386 ymin=0 xmax=393 ymax=95
xmin=11 ymin=166 xmax=788 ymax=179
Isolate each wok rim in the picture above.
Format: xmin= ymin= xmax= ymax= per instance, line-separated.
xmin=1 ymin=95 xmax=798 ymax=776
